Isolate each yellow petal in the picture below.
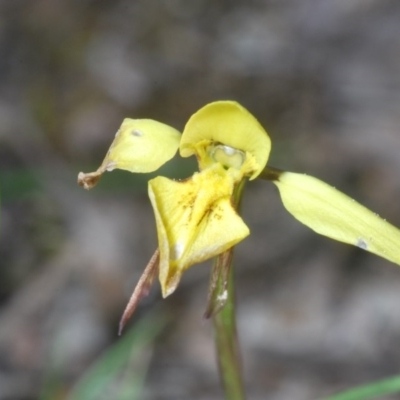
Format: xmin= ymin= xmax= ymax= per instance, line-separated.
xmin=78 ymin=118 xmax=180 ymax=189
xmin=274 ymin=171 xmax=400 ymax=266
xmin=148 ymin=164 xmax=250 ymax=297
xmin=106 ymin=118 xmax=181 ymax=173
xmin=179 ymin=101 xmax=271 ymax=180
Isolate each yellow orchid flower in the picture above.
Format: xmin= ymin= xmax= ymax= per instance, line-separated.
xmin=78 ymin=101 xmax=271 ymax=332
xmin=78 ymin=100 xmax=400 ymax=335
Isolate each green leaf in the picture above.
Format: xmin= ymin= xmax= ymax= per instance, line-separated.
xmin=272 ymin=171 xmax=400 ymax=266
xmin=321 ymin=374 xmax=400 ymax=400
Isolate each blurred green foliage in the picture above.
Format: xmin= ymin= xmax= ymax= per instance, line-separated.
xmin=322 ymin=375 xmax=400 ymax=400
xmin=40 ymin=311 xmax=166 ymax=400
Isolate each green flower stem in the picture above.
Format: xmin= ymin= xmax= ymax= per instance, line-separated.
xmin=212 ymin=179 xmax=247 ymax=400
xmin=212 ymin=252 xmax=245 ymax=400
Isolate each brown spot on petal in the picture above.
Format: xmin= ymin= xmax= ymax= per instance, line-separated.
xmin=356 ymin=237 xmax=368 ymax=250
xmin=131 ymin=129 xmax=143 ymax=137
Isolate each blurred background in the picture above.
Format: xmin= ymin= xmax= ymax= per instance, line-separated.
xmin=1 ymin=1 xmax=400 ymax=399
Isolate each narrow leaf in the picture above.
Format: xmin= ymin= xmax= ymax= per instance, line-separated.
xmin=321 ymin=374 xmax=400 ymax=400
xmin=272 ymin=171 xmax=400 ymax=266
